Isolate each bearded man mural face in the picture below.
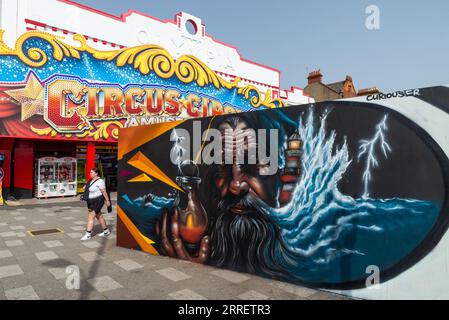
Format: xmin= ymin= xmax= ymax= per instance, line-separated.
xmin=155 ymin=114 xmax=300 ymax=280
xmin=205 ymin=116 xmax=298 ymax=278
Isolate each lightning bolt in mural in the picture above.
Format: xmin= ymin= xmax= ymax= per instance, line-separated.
xmin=357 ymin=114 xmax=391 ymax=197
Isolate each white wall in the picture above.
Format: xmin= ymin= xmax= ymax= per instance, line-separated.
xmin=332 ymin=90 xmax=449 ymax=299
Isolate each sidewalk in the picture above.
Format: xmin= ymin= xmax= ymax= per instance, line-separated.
xmin=2 ymin=193 xmax=118 ymax=207
xmin=0 ymin=200 xmax=350 ymax=300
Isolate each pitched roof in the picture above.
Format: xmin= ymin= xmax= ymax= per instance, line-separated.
xmin=326 ymin=81 xmax=346 ymax=93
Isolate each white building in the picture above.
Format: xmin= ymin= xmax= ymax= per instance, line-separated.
xmin=0 ymin=0 xmax=313 ymax=105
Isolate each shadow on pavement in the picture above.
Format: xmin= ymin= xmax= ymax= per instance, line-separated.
xmin=40 ymin=214 xmax=114 ymax=300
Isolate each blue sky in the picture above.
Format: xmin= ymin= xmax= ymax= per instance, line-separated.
xmin=75 ymin=0 xmax=449 ymax=92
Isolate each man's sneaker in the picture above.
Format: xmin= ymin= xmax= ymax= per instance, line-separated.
xmin=98 ymin=229 xmax=111 ymax=237
xmin=80 ymin=232 xmax=92 ymax=241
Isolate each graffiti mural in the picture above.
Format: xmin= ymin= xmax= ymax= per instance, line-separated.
xmin=0 ymin=30 xmax=284 ymax=142
xmin=117 ymin=87 xmax=449 ymax=291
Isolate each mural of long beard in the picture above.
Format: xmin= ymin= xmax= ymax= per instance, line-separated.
xmin=209 ymin=206 xmax=299 ymax=280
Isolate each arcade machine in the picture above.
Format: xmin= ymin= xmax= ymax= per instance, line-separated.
xmin=35 ymin=157 xmax=77 ymax=198
xmin=36 ymin=157 xmax=59 ymax=198
xmin=57 ymin=157 xmax=77 ymax=197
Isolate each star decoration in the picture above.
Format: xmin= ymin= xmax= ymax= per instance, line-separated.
xmin=5 ymin=73 xmax=45 ymax=121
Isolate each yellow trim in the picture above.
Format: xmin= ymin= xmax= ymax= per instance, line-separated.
xmin=117 ymin=205 xmax=159 ymax=255
xmin=26 ymin=227 xmax=64 ymax=237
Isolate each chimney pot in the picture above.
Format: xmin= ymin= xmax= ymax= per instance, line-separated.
xmin=307 ymin=69 xmax=323 ymax=84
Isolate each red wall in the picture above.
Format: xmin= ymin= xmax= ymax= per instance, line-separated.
xmin=14 ymin=140 xmax=34 ymax=198
xmin=0 ymin=138 xmax=116 ymax=198
xmin=0 ymin=137 xmax=14 ymax=190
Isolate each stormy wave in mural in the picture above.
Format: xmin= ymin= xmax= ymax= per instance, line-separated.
xmin=255 ymin=111 xmax=440 ymax=284
xmin=117 ymin=95 xmax=449 ymax=289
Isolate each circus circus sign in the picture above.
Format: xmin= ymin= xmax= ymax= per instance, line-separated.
xmin=0 ymin=30 xmax=285 ymax=142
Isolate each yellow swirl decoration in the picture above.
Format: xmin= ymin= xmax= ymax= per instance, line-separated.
xmin=30 ymin=125 xmax=69 ymax=137
xmin=31 ymin=121 xmax=124 ymax=141
xmin=0 ymin=29 xmax=284 ymax=107
xmin=30 ymin=125 xmax=54 ymax=136
xmin=237 ymin=85 xmax=286 ymax=108
xmin=262 ymin=89 xmax=286 ymax=108
xmin=76 ymin=121 xmax=124 ymax=140
xmin=74 ymin=34 xmax=237 ymax=90
xmin=0 ymin=30 xmax=80 ymax=67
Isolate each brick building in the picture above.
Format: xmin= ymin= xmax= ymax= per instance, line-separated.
xmin=304 ymin=70 xmax=380 ymax=102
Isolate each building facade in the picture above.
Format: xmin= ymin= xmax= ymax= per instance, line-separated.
xmin=304 ymin=69 xmax=380 ymax=102
xmin=0 ymin=0 xmax=312 ymax=199
xmin=0 ymin=0 xmax=312 ymax=104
